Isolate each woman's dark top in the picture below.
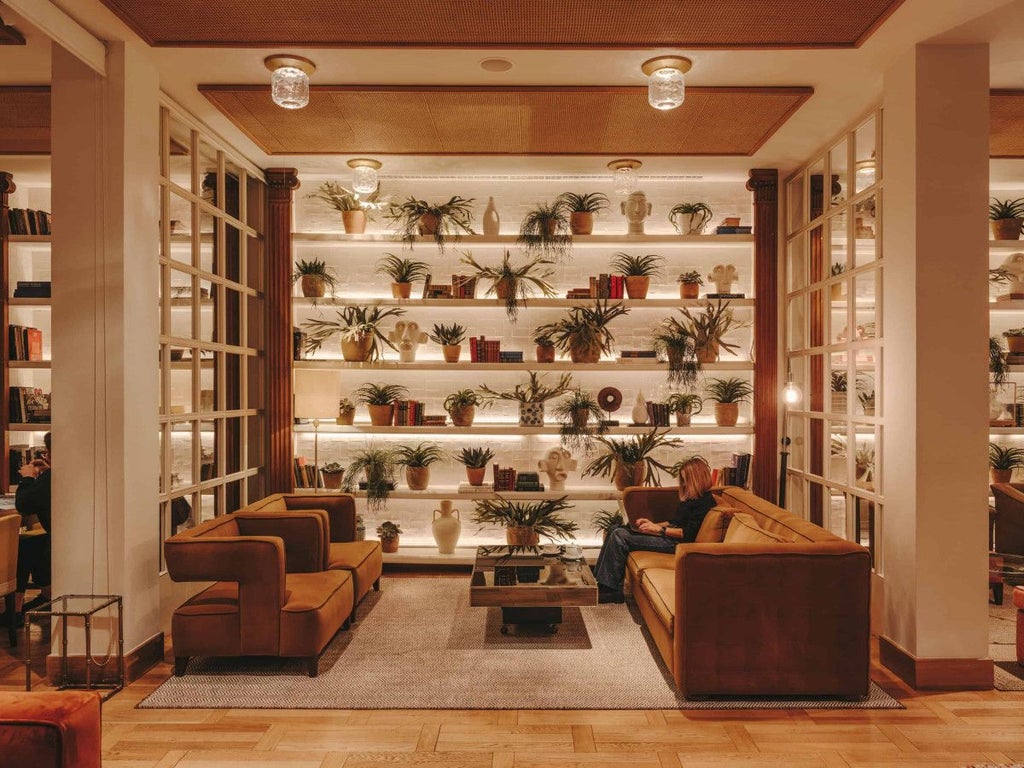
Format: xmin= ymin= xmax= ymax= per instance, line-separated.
xmin=16 ymin=469 xmax=51 ymax=533
xmin=666 ymin=490 xmax=716 ymax=543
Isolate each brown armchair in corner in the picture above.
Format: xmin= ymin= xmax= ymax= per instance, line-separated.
xmin=991 ymin=483 xmax=1024 ymax=555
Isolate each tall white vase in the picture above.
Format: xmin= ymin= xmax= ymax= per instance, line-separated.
xmin=482 ymin=196 xmax=500 ymax=236
xmin=432 ymin=500 xmax=461 ymax=555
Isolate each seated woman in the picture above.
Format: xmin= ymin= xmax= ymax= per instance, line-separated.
xmin=592 ymin=455 xmax=715 ymax=604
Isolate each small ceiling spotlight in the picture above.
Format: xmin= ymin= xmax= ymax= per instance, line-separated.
xmin=347 ymin=158 xmax=382 ymax=195
xmin=264 ymin=54 xmax=316 ymax=110
xmin=607 ymin=159 xmax=643 ymax=196
xmin=641 ymin=55 xmax=692 ymax=111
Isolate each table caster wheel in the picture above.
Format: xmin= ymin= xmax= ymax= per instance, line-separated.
xmin=500 ymin=625 xmax=509 ymax=635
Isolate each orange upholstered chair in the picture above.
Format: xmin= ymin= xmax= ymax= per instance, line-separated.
xmin=0 ymin=690 xmax=102 ymax=768
xmin=0 ymin=511 xmax=20 ymax=647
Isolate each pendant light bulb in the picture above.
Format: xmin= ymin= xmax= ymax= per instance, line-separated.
xmin=641 ymin=56 xmax=692 ymax=111
xmin=607 ymin=159 xmax=642 ymax=196
xmin=347 ymin=158 xmax=382 ymax=195
xmin=265 ymin=55 xmax=316 ymax=110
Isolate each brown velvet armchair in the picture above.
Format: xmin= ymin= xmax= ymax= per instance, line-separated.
xmin=991 ymin=483 xmax=1024 ymax=555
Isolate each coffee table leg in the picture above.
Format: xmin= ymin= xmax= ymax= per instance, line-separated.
xmin=500 ymin=606 xmax=562 ymax=634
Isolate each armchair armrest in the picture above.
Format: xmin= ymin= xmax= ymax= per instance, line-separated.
xmin=283 ymin=494 xmax=357 ymax=542
xmin=236 ymin=510 xmax=330 ymax=572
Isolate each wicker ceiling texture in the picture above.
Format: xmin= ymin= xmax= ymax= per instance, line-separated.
xmin=0 ymin=87 xmax=49 ymax=154
xmin=99 ymin=0 xmax=905 ymax=48
xmin=201 ymin=85 xmax=813 ymax=156
xmin=991 ymin=90 xmax=1024 ymax=158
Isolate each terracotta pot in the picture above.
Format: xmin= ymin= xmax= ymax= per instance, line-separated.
xmin=570 ymin=408 xmax=590 ymax=429
xmin=380 ymin=536 xmax=399 ymax=554
xmin=300 ymin=275 xmax=326 ymax=298
xmin=624 ymin=275 xmax=650 ymax=300
xmin=714 ymin=402 xmax=739 ymax=427
xmin=570 ymin=346 xmax=601 ymax=364
xmin=830 ymin=282 xmax=843 ymax=301
xmin=466 ymin=466 xmax=487 ymax=486
xmin=342 ymin=210 xmax=367 ymax=234
xmin=569 ymin=211 xmax=594 ymax=235
xmin=448 ymin=404 xmax=475 ymax=427
xmin=1007 ymin=335 xmax=1024 ymax=354
xmin=992 ymin=468 xmax=1014 ymax=484
xmin=418 ymin=213 xmax=439 ymax=235
xmin=443 ymin=344 xmax=462 ymax=363
xmin=322 ymin=471 xmax=344 ymax=490
xmin=536 ymin=345 xmax=556 ymax=363
xmin=675 ymin=411 xmax=692 ymax=427
xmin=341 ymin=335 xmax=374 ymax=362
xmin=494 ymin=278 xmax=513 ymax=300
xmin=406 ymin=466 xmax=430 ymax=491
xmin=992 ymin=218 xmax=1023 ymax=241
xmin=367 ymin=403 xmax=395 ymax=426
xmin=613 ymin=461 xmax=646 ymax=491
xmin=679 ymin=282 xmax=700 ymax=299
xmin=506 ymin=526 xmax=540 ymax=547
xmin=391 ymin=282 xmax=412 ymax=299
xmin=543 ymin=220 xmax=559 ymax=238
xmin=336 ymin=410 xmax=355 ymax=426
xmin=696 ymin=341 xmax=719 ymax=364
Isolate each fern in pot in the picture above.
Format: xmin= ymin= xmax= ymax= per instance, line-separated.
xmin=609 ymin=252 xmax=664 ymax=300
xmin=680 ymin=299 xmax=748 ymax=364
xmin=429 ymin=322 xmax=467 ymax=363
xmin=665 ymin=392 xmax=703 ymax=427
xmin=302 ymin=305 xmax=406 ymax=362
xmin=518 ymin=200 xmax=572 ymax=261
xmin=478 ymin=371 xmax=573 ymax=427
xmin=354 ymin=382 xmax=409 ymax=426
xmin=557 ymin=191 xmax=609 ymax=235
xmin=343 ymin=446 xmax=399 ymax=512
xmin=455 ymin=446 xmax=495 ymax=486
xmin=376 ymin=253 xmax=431 ymax=299
xmin=534 ymin=299 xmax=630 ymax=364
xmin=705 ymin=377 xmax=753 ymax=427
xmin=583 ymin=429 xmax=684 ymax=490
xmin=472 ymin=495 xmax=579 ymax=547
xmin=293 ymin=258 xmax=339 ymax=301
xmin=394 ymin=442 xmax=445 ymax=491
xmin=460 ymin=251 xmax=555 ymax=323
xmin=443 ymin=388 xmax=482 ymax=427
xmin=386 ymin=196 xmax=475 ymax=252
xmin=552 ymin=388 xmax=607 ymax=453
xmin=307 ymin=180 xmax=384 ymax=234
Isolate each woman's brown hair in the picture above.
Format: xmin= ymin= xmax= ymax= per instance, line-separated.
xmin=677 ymin=456 xmax=713 ymax=501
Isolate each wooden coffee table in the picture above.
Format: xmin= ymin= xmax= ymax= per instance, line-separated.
xmin=469 ymin=545 xmax=598 ymax=634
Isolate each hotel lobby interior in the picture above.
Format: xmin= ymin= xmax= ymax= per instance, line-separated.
xmin=2 ymin=0 xmax=1024 ymax=765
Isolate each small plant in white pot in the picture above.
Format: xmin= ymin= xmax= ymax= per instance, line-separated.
xmin=705 ymin=377 xmax=753 ymax=427
xmin=429 ymin=323 xmax=467 ymax=363
xmin=665 ymin=392 xmax=703 ymax=426
xmin=478 ymin=371 xmax=573 ymax=427
xmin=669 ymin=202 xmax=714 ymax=235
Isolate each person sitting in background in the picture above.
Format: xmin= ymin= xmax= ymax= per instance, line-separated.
xmin=15 ymin=431 xmax=51 ymax=619
xmin=592 ymin=455 xmax=715 ymax=604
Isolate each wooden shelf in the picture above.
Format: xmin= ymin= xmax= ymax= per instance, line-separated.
xmin=293 ymin=423 xmax=753 ymax=436
xmin=291 ymin=486 xmax=622 ymax=501
xmin=8 ymin=298 xmax=50 ymax=307
xmin=293 ymin=359 xmax=753 ymax=373
xmin=292 ymin=233 xmax=754 ymax=247
xmin=7 ymin=235 xmax=50 ymax=244
xmin=294 ymin=296 xmax=755 ymax=309
xmin=7 ymin=423 xmax=51 ymax=431
xmin=990 ymin=240 xmax=1024 ymax=249
xmin=8 ymin=361 xmax=50 ymax=369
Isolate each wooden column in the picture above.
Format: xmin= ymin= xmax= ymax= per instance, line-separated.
xmin=747 ymin=169 xmax=779 ymax=502
xmin=0 ymin=172 xmax=13 ymax=493
xmin=265 ymin=168 xmax=299 ymax=494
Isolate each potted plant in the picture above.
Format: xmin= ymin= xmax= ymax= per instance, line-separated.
xmin=677 ymin=270 xmax=703 ymax=300
xmin=990 ymin=197 xmax=1024 ymax=241
xmin=535 ymin=300 xmax=630 ymax=364
xmin=533 ymin=331 xmax=556 ymax=364
xmin=705 ymin=377 xmax=753 ymax=427
xmin=518 ymin=200 xmax=572 ymax=261
xmin=354 ymin=382 xmax=409 ymax=426
xmin=478 ymin=371 xmax=573 ymax=426
xmin=990 ymin=442 xmax=1024 ymax=484
xmin=429 ymin=322 xmax=467 ymax=363
xmin=583 ymin=429 xmax=684 ymax=490
xmin=386 ymin=196 xmax=475 ymax=252
xmin=557 ymin=191 xmax=610 ymax=235
xmin=665 ymin=392 xmax=703 ymax=426
xmin=343 ymin=446 xmax=399 ymax=511
xmin=668 ymin=202 xmax=714 ymax=235
xmin=552 ymin=388 xmax=607 ymax=452
xmin=395 ymin=442 xmax=445 ymax=491
xmin=292 ymin=258 xmax=339 ymax=300
xmin=376 ymin=520 xmax=403 ymax=553
xmin=336 ymin=397 xmax=357 ymax=425
xmin=376 ymin=253 xmax=431 ymax=299
xmin=830 ymin=262 xmax=846 ymax=300
xmin=321 ymin=461 xmax=345 ymax=490
xmin=992 ymin=336 xmax=1010 ymax=387
xmin=1004 ymin=328 xmax=1024 ymax=354
xmin=307 ymin=180 xmax=384 ymax=234
xmin=443 ymin=388 xmax=482 ymax=427
xmin=831 ymin=371 xmax=855 ymax=413
xmin=591 ymin=508 xmax=625 ymax=540
xmin=471 ymin=496 xmax=578 ymax=546
xmin=680 ymin=299 xmax=748 ymax=364
xmin=651 ymin=315 xmax=699 ymax=388
xmin=455 ymin=446 xmax=495 ymax=486
xmin=302 ymin=305 xmax=406 ymax=362
xmin=609 ymin=252 xmax=664 ymax=300
xmin=857 ymin=390 xmax=876 ymax=417
xmin=460 ymin=251 xmax=556 ymax=322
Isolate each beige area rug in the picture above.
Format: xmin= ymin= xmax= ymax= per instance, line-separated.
xmin=140 ymin=577 xmax=901 ymax=710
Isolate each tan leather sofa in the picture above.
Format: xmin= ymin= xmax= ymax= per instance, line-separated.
xmin=991 ymin=483 xmax=1024 ymax=555
xmin=165 ymin=509 xmax=354 ymax=677
xmin=240 ymin=494 xmax=383 ymax=610
xmin=623 ymin=486 xmax=871 ymax=698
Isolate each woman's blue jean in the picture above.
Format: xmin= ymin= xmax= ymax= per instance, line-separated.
xmin=593 ymin=525 xmax=678 ymax=592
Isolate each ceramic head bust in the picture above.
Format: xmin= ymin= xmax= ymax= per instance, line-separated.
xmin=620 ymin=191 xmax=652 ymax=235
xmin=708 ymin=263 xmax=739 ymax=293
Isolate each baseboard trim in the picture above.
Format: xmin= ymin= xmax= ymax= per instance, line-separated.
xmin=45 ymin=632 xmax=164 ymax=686
xmin=879 ymin=635 xmax=993 ymax=690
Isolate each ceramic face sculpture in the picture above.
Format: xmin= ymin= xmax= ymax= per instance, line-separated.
xmin=621 ymin=191 xmax=652 ymax=235
xmin=538 ymin=447 xmax=577 ymax=492
xmin=389 ymin=320 xmax=427 ymax=362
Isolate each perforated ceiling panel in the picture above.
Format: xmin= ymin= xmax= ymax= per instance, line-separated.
xmin=201 ymin=85 xmax=813 ymax=156
xmin=0 ymin=87 xmax=49 ymax=153
xmin=991 ymin=90 xmax=1024 ymax=159
xmin=99 ymin=0 xmax=905 ymax=48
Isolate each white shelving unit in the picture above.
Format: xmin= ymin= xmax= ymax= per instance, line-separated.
xmin=990 ymin=230 xmax=1024 ymax=449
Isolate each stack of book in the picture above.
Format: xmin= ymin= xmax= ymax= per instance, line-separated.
xmin=566 ymin=274 xmax=626 ymax=299
xmin=618 ymin=350 xmax=657 ymax=364
xmin=498 ymin=351 xmax=523 ymax=363
xmin=705 ymin=291 xmax=745 ymax=299
xmin=292 ymin=328 xmax=307 ymax=360
xmin=6 ymin=208 xmax=51 ymax=236
xmin=292 ymin=457 xmax=320 ymax=488
xmin=513 ymin=472 xmax=545 ymax=492
xmin=1008 ymin=352 xmax=1024 ymax=366
xmin=715 ymin=224 xmax=752 ymax=235
xmin=995 ymin=292 xmax=1024 ymax=302
xmin=492 ymin=465 xmax=517 ymax=492
xmin=712 ymin=453 xmax=752 ymax=488
xmin=469 ymin=336 xmax=501 ymax=362
xmin=8 ymin=325 xmax=43 ymax=361
xmin=8 ymin=387 xmax=50 ymax=424
xmin=422 ymin=414 xmax=447 ymax=427
xmin=394 ymin=399 xmax=426 ymax=426
xmin=451 ymin=274 xmax=477 ymax=298
xmin=458 ymin=482 xmax=493 ymax=493
xmin=645 ymin=401 xmax=671 ymax=427
xmin=13 ymin=281 xmax=51 ymax=298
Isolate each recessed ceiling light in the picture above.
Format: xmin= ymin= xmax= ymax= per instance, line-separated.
xmin=480 ymin=57 xmax=513 ymax=73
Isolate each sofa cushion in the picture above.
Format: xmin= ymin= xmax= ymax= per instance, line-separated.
xmin=174 ymin=581 xmax=239 ymax=617
xmin=626 ymin=550 xmax=675 ymax=584
xmin=694 ymin=506 xmax=739 ymax=543
xmin=279 ymin=570 xmax=354 ymax=657
xmin=328 ymin=540 xmax=382 ymax=602
xmin=640 ymin=568 xmax=675 ymax=637
xmin=724 ymin=513 xmax=794 ymax=545
xmin=172 ymin=582 xmax=243 ymax=657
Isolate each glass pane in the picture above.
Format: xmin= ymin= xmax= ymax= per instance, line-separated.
xmin=808 ymin=352 xmax=825 ymax=413
xmin=168 ymin=192 xmax=193 ymax=264
xmin=248 ymin=415 xmax=264 ymax=469
xmin=829 ymin=138 xmax=848 ymax=208
xmin=246 ymin=176 xmax=265 ymax=233
xmin=224 ymin=159 xmax=243 ymax=219
xmin=224 ymin=223 xmax=243 ymax=284
xmin=808 ymin=157 xmax=826 ymax=220
xmin=224 ymin=353 xmax=243 ymax=410
xmin=224 ymin=288 xmax=243 ymax=346
xmin=854 ymin=431 xmax=875 ymax=491
xmin=854 ymin=353 xmax=877 ymax=418
xmin=809 ymin=225 xmax=825 ymax=284
xmin=200 ymin=492 xmax=216 ymax=523
xmin=224 ymin=416 xmax=243 ymax=475
xmin=828 ymin=426 xmax=849 ymax=484
xmin=171 ymin=427 xmax=193 ymax=489
xmin=199 ymin=211 xmax=215 ymax=272
xmin=168 ymin=356 xmax=193 ymax=414
xmin=788 ymin=294 xmax=807 ymax=351
xmin=830 ymin=353 xmax=849 ymax=417
xmin=854 ymin=116 xmax=877 ymax=194
xmin=200 ymin=284 xmax=215 ymax=343
xmin=200 ymin=420 xmax=216 ymax=479
xmin=787 ymin=232 xmax=806 ymax=292
xmin=854 ymin=270 xmax=879 ymax=341
xmin=171 ymin=494 xmax=195 ymax=533
xmin=247 ymin=353 xmax=263 ymax=410
xmin=787 ymin=173 xmax=805 ymax=234
xmin=787 ymin=413 xmax=806 ymax=472
xmin=854 ymin=195 xmax=877 ymax=262
xmin=198 ymin=140 xmax=219 ymax=202
xmin=167 ymin=117 xmax=192 ymax=191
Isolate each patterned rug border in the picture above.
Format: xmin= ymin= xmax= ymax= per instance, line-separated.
xmin=994 ymin=661 xmax=1024 ymax=691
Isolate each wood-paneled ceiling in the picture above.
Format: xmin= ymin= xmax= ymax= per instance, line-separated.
xmin=0 ymin=87 xmax=49 ymax=154
xmin=200 ymin=85 xmax=814 ymax=156
xmin=98 ymin=0 xmax=906 ymax=49
xmin=991 ymin=90 xmax=1024 ymax=159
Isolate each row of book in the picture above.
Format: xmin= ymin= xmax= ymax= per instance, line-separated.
xmin=715 ymin=225 xmax=752 ymax=235
xmin=13 ymin=281 xmax=50 ymax=298
xmin=6 ymin=208 xmax=51 ymax=236
xmin=293 ymin=456 xmax=322 ymax=489
xmin=492 ymin=465 xmax=518 ymax=492
xmin=468 ymin=336 xmax=501 ymax=362
xmin=566 ymin=274 xmax=627 ymax=300
xmin=423 ymin=274 xmax=478 ymax=299
xmin=8 ymin=325 xmax=44 ymax=361
xmin=644 ymin=401 xmax=672 ymax=427
xmin=9 ymin=386 xmax=50 ymax=424
xmin=393 ymin=400 xmax=445 ymax=427
xmin=712 ymin=453 xmax=752 ymax=489
xmin=9 ymin=443 xmax=46 ymax=481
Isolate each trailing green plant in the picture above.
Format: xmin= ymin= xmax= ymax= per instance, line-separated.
xmin=552 ymin=388 xmax=608 ymax=452
xmin=471 ymin=496 xmax=579 ymax=541
xmin=518 ymin=200 xmax=572 ymax=261
xmin=353 ymin=382 xmax=409 ymax=406
xmin=609 ymin=252 xmax=664 ymax=278
xmin=650 ymin=314 xmax=699 ymax=387
xmin=376 ymin=521 xmax=402 ymax=540
xmin=478 ymin=371 xmax=573 ymax=404
xmin=307 ymin=180 xmax=384 ymax=214
xmin=679 ymin=299 xmax=749 ymax=358
xmin=394 ymin=442 xmax=446 ymax=468
xmin=376 ymin=253 xmax=431 ymax=284
xmin=991 ymin=336 xmax=1009 ymax=387
xmin=460 ymin=251 xmax=555 ymax=322
xmin=343 ymin=446 xmax=399 ymax=511
xmin=990 ymin=197 xmax=1024 ymax=221
xmin=386 ymin=195 xmax=475 ymax=251
xmin=582 ymin=429 xmax=684 ymax=487
xmin=429 ymin=323 xmax=467 ymax=346
xmin=454 ymin=446 xmax=495 ymax=469
xmin=704 ymin=377 xmax=754 ymax=404
xmin=668 ymin=202 xmax=714 ymax=234
xmin=292 ymin=258 xmax=339 ymax=294
xmin=557 ymin=191 xmax=610 ymax=214
xmin=677 ymin=270 xmax=704 ymax=285
xmin=534 ymin=300 xmax=630 ymax=362
xmin=990 ymin=442 xmax=1024 ymax=470
xmin=591 ymin=508 xmax=625 ymax=537
xmin=443 ymin=388 xmax=482 ymax=411
xmin=302 ymin=305 xmax=406 ymax=359
xmin=665 ymin=392 xmax=704 ymax=416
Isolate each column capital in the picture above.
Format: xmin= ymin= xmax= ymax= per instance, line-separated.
xmin=265 ymin=168 xmax=300 ymax=195
xmin=746 ymin=168 xmax=778 ymax=202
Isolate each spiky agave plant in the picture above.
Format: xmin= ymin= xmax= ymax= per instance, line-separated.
xmin=471 ymin=495 xmax=579 ymax=541
xmin=582 ymin=429 xmax=684 ymax=487
xmin=302 ymin=305 xmax=406 ymax=360
xmin=454 ymin=446 xmax=495 ymax=469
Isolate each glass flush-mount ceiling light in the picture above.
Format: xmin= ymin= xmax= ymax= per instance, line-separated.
xmin=608 ymin=159 xmax=642 ymax=196
xmin=347 ymin=158 xmax=382 ymax=195
xmin=641 ymin=55 xmax=692 ymax=111
xmin=264 ymin=54 xmax=316 ymax=110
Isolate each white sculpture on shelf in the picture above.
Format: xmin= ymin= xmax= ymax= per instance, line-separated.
xmin=538 ymin=447 xmax=577 ymax=492
xmin=621 ymin=191 xmax=652 ymax=235
xmin=631 ymin=390 xmax=649 ymax=425
xmin=998 ymin=252 xmax=1024 ymax=293
xmin=708 ymin=263 xmax=739 ymax=294
xmin=389 ymin=320 xmax=427 ymax=363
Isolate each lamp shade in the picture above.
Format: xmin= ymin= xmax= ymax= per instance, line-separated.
xmin=294 ymin=369 xmax=341 ymax=418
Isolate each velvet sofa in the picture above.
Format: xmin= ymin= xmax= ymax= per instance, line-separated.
xmin=165 ymin=509 xmax=354 ymax=677
xmin=623 ymin=486 xmax=871 ymax=698
xmin=990 ymin=483 xmax=1024 ymax=555
xmin=0 ymin=691 xmax=101 ymax=768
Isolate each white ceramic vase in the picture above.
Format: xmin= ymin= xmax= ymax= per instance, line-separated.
xmin=432 ymin=500 xmax=461 ymax=555
xmin=631 ymin=391 xmax=649 ymax=425
xmin=482 ymin=196 xmax=500 ymax=236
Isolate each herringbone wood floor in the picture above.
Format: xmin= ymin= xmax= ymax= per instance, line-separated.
xmin=3 ymin=587 xmax=1024 ymax=767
